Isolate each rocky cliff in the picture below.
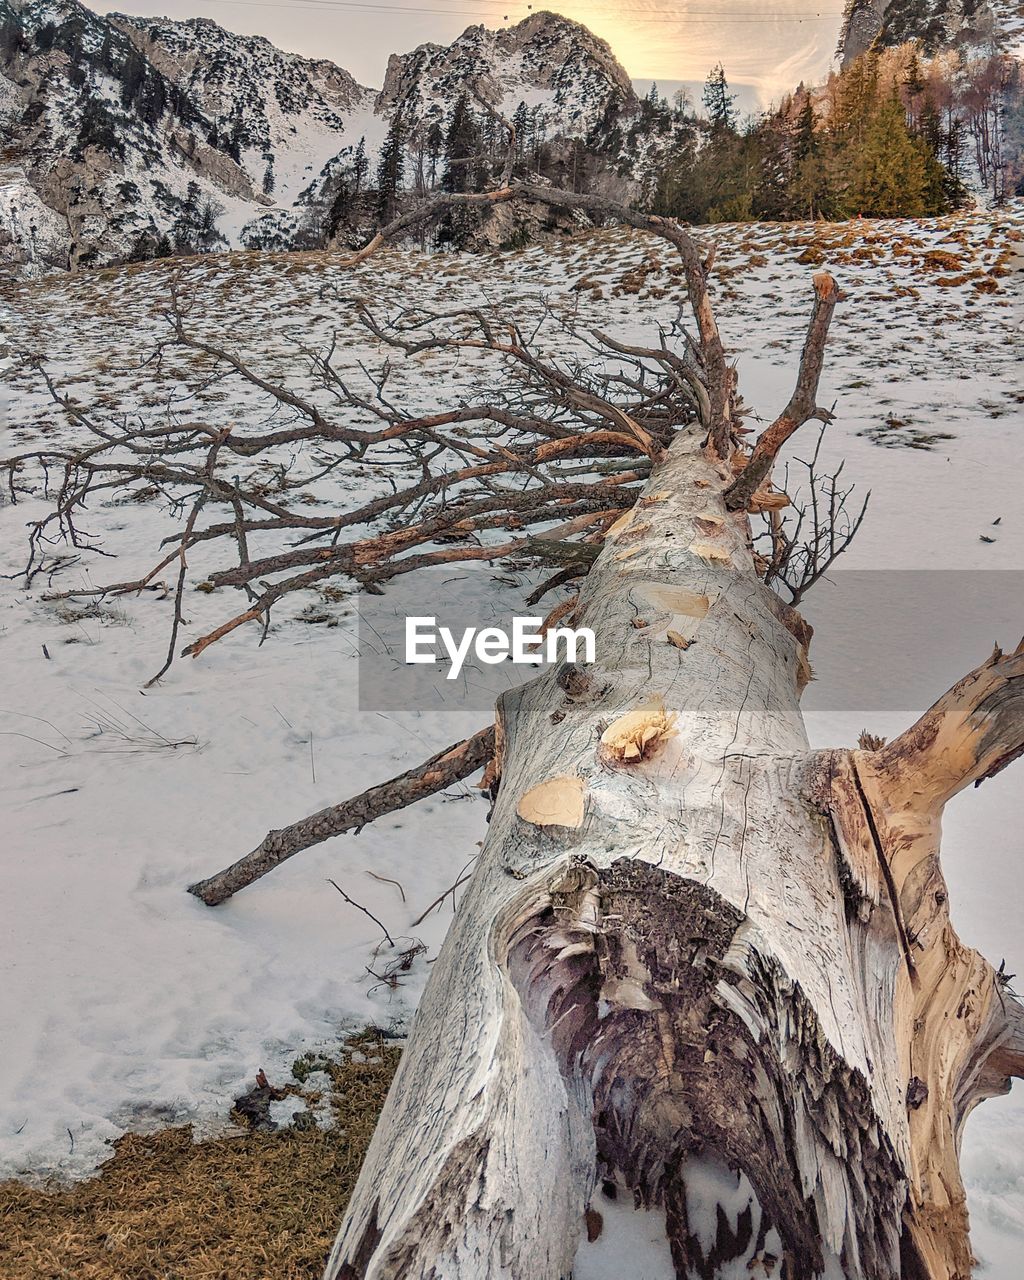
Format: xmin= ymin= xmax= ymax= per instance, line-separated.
xmin=0 ymin=1 xmax=655 ymax=274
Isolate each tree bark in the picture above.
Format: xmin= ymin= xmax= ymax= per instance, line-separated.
xmin=322 ymin=424 xmax=1024 ymax=1279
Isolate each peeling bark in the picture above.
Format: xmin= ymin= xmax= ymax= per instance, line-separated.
xmin=310 ymin=247 xmax=1020 ymax=1276
xmin=319 ymin=422 xmax=1022 ymax=1280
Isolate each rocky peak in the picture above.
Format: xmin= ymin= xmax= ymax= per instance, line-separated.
xmin=377 ymin=11 xmax=638 ymax=137
xmin=109 ymin=12 xmax=372 ymax=120
xmin=839 ymin=0 xmax=1012 ymax=63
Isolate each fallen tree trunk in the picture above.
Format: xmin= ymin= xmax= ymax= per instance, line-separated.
xmin=323 ymin=424 xmax=1024 ymax=1279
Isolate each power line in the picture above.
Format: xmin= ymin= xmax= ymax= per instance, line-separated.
xmin=183 ymin=0 xmax=845 ymax=23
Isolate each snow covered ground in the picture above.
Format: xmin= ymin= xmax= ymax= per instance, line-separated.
xmin=1 ymin=209 xmax=1022 ymax=1273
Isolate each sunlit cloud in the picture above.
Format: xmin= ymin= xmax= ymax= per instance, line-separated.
xmin=533 ymin=2 xmax=840 ymax=104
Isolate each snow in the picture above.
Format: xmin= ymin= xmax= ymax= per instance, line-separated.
xmin=992 ymin=0 xmax=1024 ymax=57
xmin=575 ymin=1191 xmax=677 ymax=1279
xmin=1 ymin=207 xmax=1023 ymax=1270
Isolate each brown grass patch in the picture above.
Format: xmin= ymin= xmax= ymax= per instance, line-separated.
xmin=0 ymin=1031 xmax=399 ymax=1280
xmin=921 ymin=249 xmax=963 ymax=272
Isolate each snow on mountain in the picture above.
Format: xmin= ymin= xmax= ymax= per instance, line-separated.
xmin=0 ymin=2 xmax=646 ymax=276
xmin=376 ymin=11 xmax=636 ymax=142
xmin=109 ymin=12 xmax=379 ymax=210
xmin=839 ymin=0 xmax=1021 ymax=63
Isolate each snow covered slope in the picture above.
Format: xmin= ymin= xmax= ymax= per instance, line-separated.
xmin=109 ymin=12 xmax=381 ymax=213
xmin=840 ymin=0 xmax=1023 ymax=62
xmin=377 ymin=11 xmax=636 ymax=143
xmin=0 ymin=1 xmax=647 ymax=274
xmin=1 ymin=210 xmax=1023 ymax=1273
xmin=0 ymin=0 xmax=381 ymax=270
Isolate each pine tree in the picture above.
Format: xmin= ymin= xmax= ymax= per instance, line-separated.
xmin=0 ymin=10 xmax=25 ymax=60
xmin=827 ymin=51 xmax=879 ymax=153
xmin=750 ymin=110 xmax=791 ymax=219
xmin=375 ymin=112 xmax=406 ymax=224
xmin=97 ymin=32 xmax=115 ymax=75
xmin=127 ymin=233 xmax=155 ymax=263
xmin=789 ymin=93 xmax=834 ymax=218
xmin=439 ymin=94 xmax=483 ymax=247
xmin=425 ymin=123 xmax=444 ymax=187
xmin=913 ymin=96 xmax=959 ymax=211
xmin=226 ymin=118 xmax=244 ymax=163
xmin=511 ymin=101 xmax=529 ymax=164
xmin=327 ymin=178 xmax=353 ymax=241
xmin=703 ymin=64 xmax=736 ymax=133
xmin=845 ymin=94 xmax=929 ymax=216
xmin=75 ymin=95 xmax=124 ymax=159
xmin=120 ymin=49 xmax=146 ymax=110
xmin=327 ymin=139 xmax=368 ymax=240
xmin=138 ymin=71 xmax=167 ymax=127
xmin=352 ymin=136 xmax=369 ymax=195
xmin=442 ymin=93 xmax=481 ymax=194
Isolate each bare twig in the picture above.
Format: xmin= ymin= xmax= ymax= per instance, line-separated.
xmin=327 ymin=878 xmax=396 ymax=947
xmin=365 ymin=870 xmax=407 ymax=902
xmin=410 ymin=861 xmax=478 ymax=928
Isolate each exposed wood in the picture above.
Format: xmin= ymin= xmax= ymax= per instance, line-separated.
xmin=516 ymin=775 xmax=586 ymax=828
xmin=324 ymin=429 xmax=918 ymax=1280
xmin=869 ymin=639 xmax=1024 ymax=806
xmin=323 ymin=459 xmax=1022 ymax=1279
xmin=808 ymin=640 xmax=1024 ymax=1280
xmin=599 ymin=697 xmax=678 ymax=763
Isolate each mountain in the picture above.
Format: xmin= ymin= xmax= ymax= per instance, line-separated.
xmin=0 ymin=0 xmax=381 ymax=271
xmin=0 ymin=2 xmax=656 ymax=275
xmin=838 ymin=0 xmax=1023 ymax=63
xmin=376 ymin=12 xmax=635 ymax=141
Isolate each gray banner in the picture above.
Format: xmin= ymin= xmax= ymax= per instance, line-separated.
xmin=356 ymin=569 xmax=1023 ymax=715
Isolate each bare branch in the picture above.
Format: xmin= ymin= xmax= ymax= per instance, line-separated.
xmin=188 ymin=726 xmax=496 ymax=905
xmin=870 ymin=640 xmax=1024 ymax=809
xmin=724 ymin=272 xmax=841 ymax=511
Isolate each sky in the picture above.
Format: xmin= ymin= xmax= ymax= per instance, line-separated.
xmin=93 ymin=0 xmax=846 ymax=106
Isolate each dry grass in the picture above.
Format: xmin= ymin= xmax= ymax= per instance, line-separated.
xmin=0 ymin=1031 xmax=399 ymax=1280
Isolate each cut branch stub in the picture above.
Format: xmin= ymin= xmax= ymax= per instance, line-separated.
xmin=599 ymin=698 xmax=678 ymax=764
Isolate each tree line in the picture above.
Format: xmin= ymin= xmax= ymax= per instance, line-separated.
xmin=317 ymin=41 xmax=1022 ymax=252
xmin=655 ymin=45 xmax=1020 ymax=221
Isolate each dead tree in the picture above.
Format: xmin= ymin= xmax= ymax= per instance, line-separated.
xmin=4 ymin=187 xmax=1021 ymax=1279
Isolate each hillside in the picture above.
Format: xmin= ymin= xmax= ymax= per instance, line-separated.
xmin=840 ymin=0 xmax=1024 ymax=62
xmin=0 ymin=1 xmax=651 ymax=273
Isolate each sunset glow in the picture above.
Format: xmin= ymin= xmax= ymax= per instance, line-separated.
xmin=516 ymin=1 xmax=841 ymax=100
xmin=94 ymin=0 xmax=845 ymax=105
